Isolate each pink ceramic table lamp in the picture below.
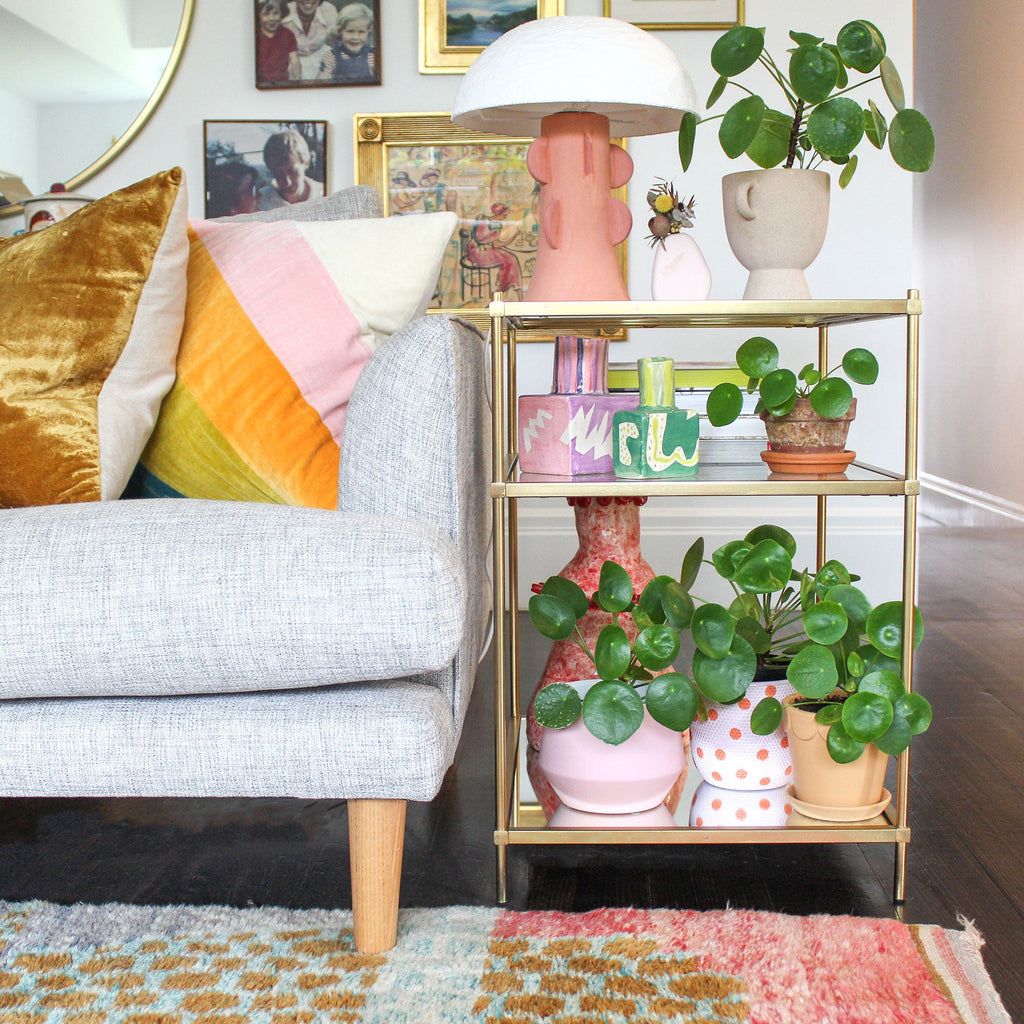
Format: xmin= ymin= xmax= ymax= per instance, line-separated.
xmin=451 ymin=16 xmax=698 ymax=301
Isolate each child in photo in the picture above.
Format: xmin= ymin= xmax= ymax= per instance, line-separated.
xmin=256 ymin=0 xmax=299 ymax=85
xmin=258 ymin=130 xmax=316 ymax=209
xmin=319 ymin=3 xmax=377 ymax=83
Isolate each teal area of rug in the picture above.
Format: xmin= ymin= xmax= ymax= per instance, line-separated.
xmin=0 ymin=901 xmax=1011 ymax=1023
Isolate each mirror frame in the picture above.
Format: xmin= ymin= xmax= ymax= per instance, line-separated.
xmin=1 ymin=0 xmax=196 ymax=217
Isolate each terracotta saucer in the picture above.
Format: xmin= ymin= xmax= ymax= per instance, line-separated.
xmin=786 ymin=785 xmax=891 ymax=822
xmin=760 ymin=449 xmax=856 ymax=474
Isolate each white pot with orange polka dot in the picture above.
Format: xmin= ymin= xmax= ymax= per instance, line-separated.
xmin=688 ymin=781 xmax=792 ymax=828
xmin=690 ymin=671 xmax=796 ymax=791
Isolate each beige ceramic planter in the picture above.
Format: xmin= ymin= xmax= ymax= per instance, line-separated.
xmin=722 ymin=168 xmax=830 ymax=300
xmin=783 ymin=695 xmax=889 ymax=821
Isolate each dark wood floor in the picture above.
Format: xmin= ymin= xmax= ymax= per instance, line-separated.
xmin=2 ymin=518 xmax=1022 ymax=1022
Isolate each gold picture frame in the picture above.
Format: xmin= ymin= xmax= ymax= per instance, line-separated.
xmin=419 ymin=0 xmax=564 ymax=74
xmin=354 ymin=112 xmax=628 ymax=338
xmin=602 ymin=0 xmax=743 ymax=31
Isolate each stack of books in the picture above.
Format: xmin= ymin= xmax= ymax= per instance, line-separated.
xmin=607 ymin=362 xmax=764 ymax=464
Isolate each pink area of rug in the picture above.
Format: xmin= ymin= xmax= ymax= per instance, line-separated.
xmin=0 ymin=901 xmax=1010 ymax=1023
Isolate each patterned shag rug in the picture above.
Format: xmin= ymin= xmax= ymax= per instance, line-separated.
xmin=0 ymin=901 xmax=1010 ymax=1024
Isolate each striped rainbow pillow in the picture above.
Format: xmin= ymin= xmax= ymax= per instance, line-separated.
xmin=128 ymin=211 xmax=456 ymax=508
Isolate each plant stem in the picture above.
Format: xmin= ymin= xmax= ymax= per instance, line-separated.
xmin=785 ymin=99 xmax=805 ymax=168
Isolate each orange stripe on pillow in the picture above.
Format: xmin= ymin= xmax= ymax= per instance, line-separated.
xmin=174 ymin=228 xmax=339 ymax=509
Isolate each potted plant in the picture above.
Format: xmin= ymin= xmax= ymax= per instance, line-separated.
xmin=704 ymin=334 xmax=879 ymax=473
xmin=676 ymin=525 xmax=932 ymax=818
xmin=677 ymin=20 xmax=934 ymax=298
xmin=529 ymin=558 xmax=700 ymax=814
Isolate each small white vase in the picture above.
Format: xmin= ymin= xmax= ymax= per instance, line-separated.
xmin=722 ymin=168 xmax=830 ymax=300
xmin=650 ymin=232 xmax=712 ymax=301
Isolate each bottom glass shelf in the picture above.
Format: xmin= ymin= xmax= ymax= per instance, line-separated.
xmin=499 ymin=720 xmax=908 ymax=846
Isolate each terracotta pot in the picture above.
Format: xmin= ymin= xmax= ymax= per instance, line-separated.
xmin=760 ymin=397 xmax=856 ymax=454
xmin=690 ymin=669 xmax=795 ymax=791
xmin=722 ymin=168 xmax=829 ymax=300
xmin=536 ymin=680 xmax=688 ymax=815
xmin=783 ymin=695 xmax=889 ymax=821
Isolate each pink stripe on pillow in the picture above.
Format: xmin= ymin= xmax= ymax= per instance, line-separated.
xmin=191 ymin=218 xmax=370 ymax=441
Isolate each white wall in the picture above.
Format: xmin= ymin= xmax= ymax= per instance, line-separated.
xmin=914 ymin=0 xmax=1024 ymax=518
xmin=4 ymin=0 xmax=921 ymax=599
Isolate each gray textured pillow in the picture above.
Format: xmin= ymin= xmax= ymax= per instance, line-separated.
xmin=214 ymin=184 xmax=382 ymax=223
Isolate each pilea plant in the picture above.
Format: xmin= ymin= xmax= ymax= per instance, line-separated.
xmin=529 ymin=559 xmax=700 ymax=745
xmin=678 ymin=20 xmax=935 ymax=188
xmin=677 ymin=525 xmax=932 ymax=764
xmin=704 ymin=334 xmax=878 ymax=427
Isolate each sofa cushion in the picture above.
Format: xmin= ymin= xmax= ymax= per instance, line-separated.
xmin=0 ymin=168 xmax=188 ymax=506
xmin=127 ymin=211 xmax=456 ymax=508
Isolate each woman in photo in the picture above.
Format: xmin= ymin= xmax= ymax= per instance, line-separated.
xmin=281 ymin=0 xmax=338 ymax=79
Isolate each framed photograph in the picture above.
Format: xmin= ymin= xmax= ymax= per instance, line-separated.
xmin=203 ymin=120 xmax=327 ymax=218
xmin=255 ymin=0 xmax=381 ymax=89
xmin=419 ymin=0 xmax=563 ymax=74
xmin=602 ymin=0 xmax=743 ymax=31
xmin=354 ymin=112 xmax=628 ymax=336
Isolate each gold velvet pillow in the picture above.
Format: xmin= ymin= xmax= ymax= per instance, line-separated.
xmin=0 ymin=168 xmax=189 ymax=507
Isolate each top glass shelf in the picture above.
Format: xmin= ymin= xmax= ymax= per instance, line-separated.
xmin=489 ymin=297 xmax=921 ymax=333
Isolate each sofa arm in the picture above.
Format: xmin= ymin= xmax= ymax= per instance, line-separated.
xmin=0 ymin=499 xmax=463 ymax=699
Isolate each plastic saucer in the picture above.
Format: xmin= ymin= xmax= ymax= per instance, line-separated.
xmin=786 ymin=785 xmax=891 ymax=822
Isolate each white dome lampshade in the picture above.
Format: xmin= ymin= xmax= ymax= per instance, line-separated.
xmin=451 ymin=16 xmax=699 ymax=301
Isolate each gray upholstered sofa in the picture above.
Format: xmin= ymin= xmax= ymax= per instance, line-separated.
xmin=0 ymin=184 xmax=489 ymax=952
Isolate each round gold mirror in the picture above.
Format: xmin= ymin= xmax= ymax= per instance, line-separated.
xmin=0 ymin=0 xmax=195 ymax=216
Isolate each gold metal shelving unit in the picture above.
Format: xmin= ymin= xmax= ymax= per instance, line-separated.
xmin=489 ymin=292 xmax=922 ymax=905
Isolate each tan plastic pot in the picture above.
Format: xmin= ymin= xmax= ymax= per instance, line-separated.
xmin=783 ymin=696 xmax=889 ymax=820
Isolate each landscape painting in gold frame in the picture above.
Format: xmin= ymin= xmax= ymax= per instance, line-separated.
xmin=354 ymin=112 xmax=627 ymax=338
xmin=602 ymin=0 xmax=743 ymax=31
xmin=419 ymin=0 xmax=564 ymax=74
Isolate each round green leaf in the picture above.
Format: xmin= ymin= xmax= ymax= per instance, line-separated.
xmin=712 ymin=540 xmax=752 ymax=581
xmin=786 ymin=643 xmax=839 ymax=699
xmin=858 ymin=669 xmax=905 ymax=703
xmin=750 ymin=695 xmax=783 ymax=734
xmin=679 ymin=537 xmax=704 ymax=591
xmin=880 ymin=55 xmax=905 ymax=110
xmin=807 ymin=96 xmax=865 ymax=159
xmin=825 ymin=584 xmax=872 ymax=631
xmin=842 ymin=347 xmax=879 ymax=385
xmin=864 ymin=100 xmax=887 ymax=149
xmin=645 ymin=672 xmax=699 ymax=731
xmin=635 ymin=623 xmax=680 ymax=672
xmin=528 ymin=593 xmax=577 ymax=641
xmin=802 ymin=600 xmax=849 ymax=645
xmin=814 ymin=701 xmax=843 ymax=725
xmin=809 ymin=376 xmax=854 ymax=418
xmin=582 ymin=681 xmax=644 ymax=745
xmin=735 ymin=336 xmax=778 ymax=379
xmin=691 ymin=604 xmax=736 ymax=659
xmin=691 ymin=636 xmax=756 ymax=703
xmin=857 ymin=643 xmax=901 ymax=677
xmin=711 ymin=24 xmax=765 ymax=76
xmin=597 ymin=560 xmax=633 ymax=613
xmin=661 ymin=580 xmax=695 ymax=630
xmin=759 ymin=367 xmax=798 ymax=410
xmin=873 ymin=714 xmax=912 ymax=756
xmin=842 ymin=690 xmax=893 ymax=742
xmin=826 ymin=719 xmax=866 ymax=764
xmin=594 ymin=624 xmax=631 ymax=680
xmin=720 ymin=96 xmax=766 ymax=159
xmin=707 ymin=382 xmax=744 ymax=427
xmin=540 ymin=575 xmax=589 ymax=620
xmin=638 ymin=575 xmax=673 ymax=625
xmin=838 ymin=153 xmax=858 ymax=190
xmin=836 ymin=19 xmax=886 ymax=73
xmin=533 ymin=682 xmax=582 ymax=729
xmin=745 ymin=108 xmax=794 ymax=169
xmin=678 ymin=110 xmax=698 ymax=171
xmin=815 ymin=560 xmax=852 ymax=593
xmin=735 ymin=615 xmax=771 ymax=655
xmin=866 ymin=601 xmax=924 ymax=658
xmin=790 ymin=44 xmax=840 ymax=104
xmin=894 ymin=691 xmax=932 ymax=735
xmin=733 ymin=539 xmax=794 ymax=594
xmin=745 ymin=524 xmax=797 ymax=557
xmin=888 ymin=108 xmax=935 ymax=173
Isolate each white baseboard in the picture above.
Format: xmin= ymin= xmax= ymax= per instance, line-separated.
xmin=510 ymin=497 xmax=907 ymax=608
xmin=919 ymin=474 xmax=1024 ymax=526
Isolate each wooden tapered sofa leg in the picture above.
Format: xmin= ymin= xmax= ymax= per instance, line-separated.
xmin=349 ymin=798 xmax=406 ymax=953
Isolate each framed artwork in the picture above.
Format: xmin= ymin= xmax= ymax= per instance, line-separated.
xmin=255 ymin=0 xmax=381 ymax=89
xmin=419 ymin=0 xmax=564 ymax=74
xmin=602 ymin=0 xmax=743 ymax=31
xmin=203 ymin=120 xmax=327 ymax=218
xmin=354 ymin=112 xmax=628 ymax=336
